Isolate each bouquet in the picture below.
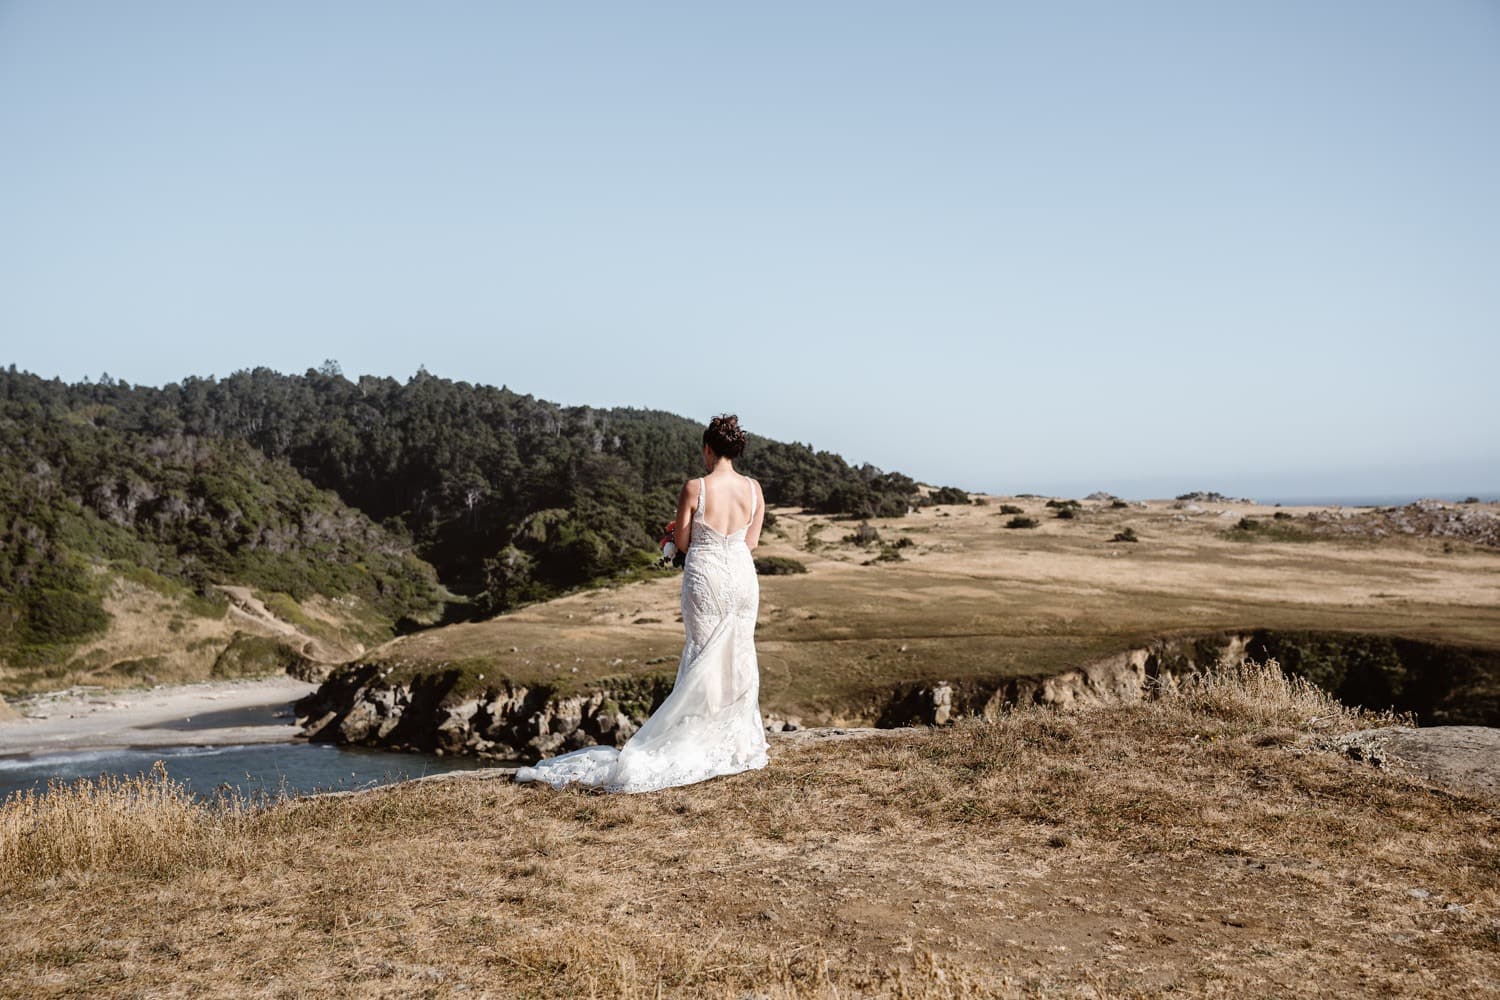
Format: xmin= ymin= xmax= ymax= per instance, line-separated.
xmin=658 ymin=521 xmax=685 ymax=567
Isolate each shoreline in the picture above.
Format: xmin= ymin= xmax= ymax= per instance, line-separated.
xmin=0 ymin=675 xmax=319 ymax=758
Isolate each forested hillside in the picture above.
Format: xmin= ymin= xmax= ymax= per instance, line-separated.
xmin=0 ymin=364 xmax=938 ymax=671
xmin=0 ymin=389 xmax=442 ymax=674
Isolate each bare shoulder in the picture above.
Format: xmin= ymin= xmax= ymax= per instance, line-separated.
xmin=679 ymin=478 xmax=699 ymax=502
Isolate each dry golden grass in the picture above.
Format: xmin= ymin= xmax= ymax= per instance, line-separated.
xmin=0 ymin=761 xmax=244 ymax=883
xmin=3 ymin=661 xmax=1496 ymax=997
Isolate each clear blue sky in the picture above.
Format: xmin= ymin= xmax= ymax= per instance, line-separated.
xmin=2 ymin=2 xmax=1496 ymax=498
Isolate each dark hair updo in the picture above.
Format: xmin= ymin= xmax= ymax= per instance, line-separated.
xmin=703 ymin=413 xmax=747 ymax=459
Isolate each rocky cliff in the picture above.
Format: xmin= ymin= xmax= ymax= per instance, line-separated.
xmin=296 ymin=628 xmax=1500 ymax=760
xmin=296 ymin=665 xmax=676 ymax=759
xmin=296 ymin=634 xmax=1248 ymax=760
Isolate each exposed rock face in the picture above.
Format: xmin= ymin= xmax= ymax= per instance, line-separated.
xmin=297 ymin=630 xmax=1497 ymax=761
xmin=876 ymin=635 xmax=1249 ymax=727
xmin=296 ymin=665 xmax=672 ymax=759
xmin=0 ymin=696 xmax=18 ymax=722
xmin=1326 ymin=726 xmax=1500 ymax=798
xmin=300 ymin=635 xmax=1257 ymax=759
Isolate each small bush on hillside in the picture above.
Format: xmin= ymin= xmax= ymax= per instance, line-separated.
xmin=1112 ymin=527 xmax=1138 ymax=543
xmin=844 ymin=521 xmax=881 ymax=546
xmin=866 ymin=545 xmax=906 ymax=565
xmin=1055 ymin=507 xmax=1077 ymax=520
xmin=998 ymin=504 xmax=1024 ymax=515
xmin=1222 ymin=517 xmax=1314 ymax=544
xmin=1045 ymin=499 xmax=1081 ymax=509
xmin=211 ymin=632 xmax=311 ymax=679
xmin=920 ymin=486 xmax=972 ymax=506
xmin=754 ymin=556 xmax=807 ymax=576
xmin=1110 ymin=499 xmax=1129 ymax=509
xmin=1005 ymin=516 xmax=1038 ymax=529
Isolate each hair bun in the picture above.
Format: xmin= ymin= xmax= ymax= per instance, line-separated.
xmin=703 ymin=413 xmax=747 ymax=458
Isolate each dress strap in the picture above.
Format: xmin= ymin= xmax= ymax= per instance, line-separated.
xmin=697 ymin=477 xmax=706 ymax=514
xmin=745 ymin=477 xmax=756 ymax=527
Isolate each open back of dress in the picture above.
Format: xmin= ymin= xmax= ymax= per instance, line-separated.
xmin=515 ymin=475 xmax=769 ymax=792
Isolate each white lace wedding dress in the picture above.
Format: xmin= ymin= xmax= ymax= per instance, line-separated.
xmin=515 ymin=475 xmax=770 ymax=793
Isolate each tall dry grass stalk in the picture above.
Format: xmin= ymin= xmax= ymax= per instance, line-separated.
xmin=1169 ymin=656 xmax=1400 ymax=732
xmin=0 ymin=760 xmax=271 ymax=886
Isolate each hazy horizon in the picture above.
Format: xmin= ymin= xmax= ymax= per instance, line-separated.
xmin=3 ymin=3 xmax=1496 ymax=497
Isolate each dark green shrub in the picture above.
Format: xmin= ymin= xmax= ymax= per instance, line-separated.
xmin=844 ymin=521 xmax=881 ymax=546
xmin=1055 ymin=507 xmax=1077 ymax=520
xmin=754 ymin=556 xmax=808 ymax=576
xmin=1110 ymin=499 xmax=1129 ymax=509
xmin=1005 ymin=516 xmax=1038 ymax=529
xmin=114 ymin=655 xmax=166 ymax=679
xmin=211 ymin=632 xmax=311 ymax=678
xmin=20 ymin=587 xmax=111 ymax=645
xmin=920 ymin=486 xmax=972 ymax=506
xmin=1111 ymin=527 xmax=1138 ymax=543
xmin=998 ymin=504 xmax=1024 ymax=515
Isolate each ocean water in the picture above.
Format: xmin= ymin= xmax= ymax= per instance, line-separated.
xmin=0 ymin=739 xmax=493 ymax=806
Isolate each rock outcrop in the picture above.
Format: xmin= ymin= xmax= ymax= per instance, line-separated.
xmin=296 ymin=665 xmax=674 ymax=759
xmin=876 ymin=635 xmax=1249 ymax=727
xmin=1326 ymin=726 xmax=1500 ymax=797
xmin=299 ymin=636 xmax=1253 ymax=760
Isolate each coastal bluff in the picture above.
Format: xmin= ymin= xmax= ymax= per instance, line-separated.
xmin=295 ymin=635 xmax=1249 ymax=758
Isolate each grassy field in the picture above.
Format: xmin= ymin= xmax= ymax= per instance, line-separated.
xmin=365 ymin=496 xmax=1500 ymax=720
xmin=3 ymin=662 xmax=1496 ymax=997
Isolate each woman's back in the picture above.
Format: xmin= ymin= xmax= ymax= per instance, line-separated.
xmin=696 ymin=472 xmax=758 ymax=537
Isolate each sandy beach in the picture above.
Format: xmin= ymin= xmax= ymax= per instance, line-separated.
xmin=0 ymin=676 xmax=318 ymax=757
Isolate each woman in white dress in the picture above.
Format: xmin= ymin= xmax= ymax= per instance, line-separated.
xmin=515 ymin=414 xmax=771 ymax=793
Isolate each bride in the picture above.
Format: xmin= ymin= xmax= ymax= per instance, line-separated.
xmin=515 ymin=414 xmax=771 ymax=793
